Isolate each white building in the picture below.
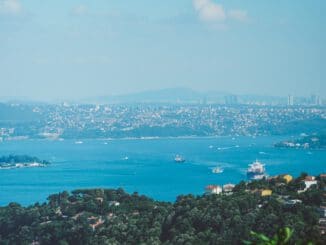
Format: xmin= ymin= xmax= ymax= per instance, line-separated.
xmin=319 ymin=207 xmax=326 ymax=218
xmin=304 ymin=176 xmax=317 ymax=190
xmin=108 ymin=201 xmax=120 ymax=207
xmin=288 ymin=95 xmax=294 ymax=106
xmin=223 ymin=184 xmax=235 ymax=193
xmin=205 ymin=185 xmax=222 ymax=195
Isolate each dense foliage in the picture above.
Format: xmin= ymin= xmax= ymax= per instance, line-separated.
xmin=0 ymin=155 xmax=50 ymax=165
xmin=0 ymin=174 xmax=325 ymax=244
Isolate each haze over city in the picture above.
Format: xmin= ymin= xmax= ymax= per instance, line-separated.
xmin=0 ymin=0 xmax=325 ymax=101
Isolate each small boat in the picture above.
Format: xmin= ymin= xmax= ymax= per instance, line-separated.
xmin=212 ymin=166 xmax=223 ymax=174
xmin=174 ymin=155 xmax=185 ymax=163
xmin=123 ymin=156 xmax=129 ymax=160
xmin=75 ymin=141 xmax=83 ymax=144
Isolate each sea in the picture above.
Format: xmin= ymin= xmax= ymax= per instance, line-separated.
xmin=0 ymin=136 xmax=325 ymax=206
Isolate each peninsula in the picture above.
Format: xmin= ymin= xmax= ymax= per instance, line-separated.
xmin=0 ymin=155 xmax=50 ymax=169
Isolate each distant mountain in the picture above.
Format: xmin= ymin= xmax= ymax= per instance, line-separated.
xmin=1 ymin=88 xmax=295 ymax=105
xmin=0 ymin=103 xmax=42 ymax=122
xmin=82 ymin=88 xmax=229 ymax=104
xmin=0 ymin=96 xmax=53 ymax=106
xmin=81 ymin=88 xmax=291 ymax=105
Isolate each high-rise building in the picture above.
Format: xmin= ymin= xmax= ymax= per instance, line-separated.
xmin=225 ymin=95 xmax=238 ymax=105
xmin=310 ymin=94 xmax=317 ymax=105
xmin=287 ymin=95 xmax=294 ymax=106
xmin=317 ymin=96 xmax=322 ymax=106
xmin=310 ymin=94 xmax=321 ymax=105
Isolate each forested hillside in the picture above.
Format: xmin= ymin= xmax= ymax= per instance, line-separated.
xmin=0 ymin=174 xmax=325 ymax=244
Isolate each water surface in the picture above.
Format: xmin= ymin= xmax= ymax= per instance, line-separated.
xmin=0 ymin=136 xmax=325 ymax=206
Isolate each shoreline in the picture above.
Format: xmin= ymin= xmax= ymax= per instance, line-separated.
xmin=0 ymin=134 xmax=292 ymax=142
xmin=0 ymin=162 xmax=48 ymax=170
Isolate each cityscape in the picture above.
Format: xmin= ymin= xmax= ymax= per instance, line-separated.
xmin=0 ymin=98 xmax=325 ymax=141
xmin=0 ymin=0 xmax=325 ymax=244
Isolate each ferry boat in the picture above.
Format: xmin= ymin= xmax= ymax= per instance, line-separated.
xmin=247 ymin=160 xmax=266 ymax=180
xmin=174 ymin=155 xmax=185 ymax=163
xmin=212 ymin=166 xmax=223 ymax=174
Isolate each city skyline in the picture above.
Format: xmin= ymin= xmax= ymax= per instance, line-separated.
xmin=0 ymin=87 xmax=324 ymax=106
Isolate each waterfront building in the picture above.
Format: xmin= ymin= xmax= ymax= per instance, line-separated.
xmin=303 ymin=176 xmax=318 ymax=190
xmin=205 ymin=185 xmax=222 ymax=195
xmin=223 ymin=184 xmax=235 ymax=193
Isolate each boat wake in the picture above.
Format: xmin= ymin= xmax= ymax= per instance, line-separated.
xmin=217 ymin=145 xmax=240 ymax=151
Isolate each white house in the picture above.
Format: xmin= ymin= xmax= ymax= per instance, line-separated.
xmin=108 ymin=201 xmax=120 ymax=207
xmin=303 ymin=176 xmax=317 ymax=190
xmin=205 ymin=185 xmax=222 ymax=195
xmin=223 ymin=184 xmax=235 ymax=193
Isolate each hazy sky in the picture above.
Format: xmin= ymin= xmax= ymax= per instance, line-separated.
xmin=0 ymin=0 xmax=325 ymax=101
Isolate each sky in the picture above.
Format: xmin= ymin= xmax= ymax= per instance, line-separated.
xmin=0 ymin=0 xmax=325 ymax=101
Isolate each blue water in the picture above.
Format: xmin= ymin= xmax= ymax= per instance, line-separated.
xmin=0 ymin=136 xmax=325 ymax=206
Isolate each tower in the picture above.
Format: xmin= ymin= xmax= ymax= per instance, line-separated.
xmin=287 ymin=95 xmax=294 ymax=106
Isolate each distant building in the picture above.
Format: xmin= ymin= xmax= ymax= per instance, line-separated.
xmin=108 ymin=201 xmax=120 ymax=207
xmin=318 ymin=208 xmax=326 ymax=235
xmin=288 ymin=95 xmax=294 ymax=106
xmin=285 ymin=199 xmax=302 ymax=205
xmin=305 ymin=176 xmax=316 ymax=181
xmin=260 ymin=189 xmax=272 ymax=197
xmin=223 ymin=184 xmax=235 ymax=193
xmin=318 ymin=206 xmax=326 ymax=218
xmin=319 ymin=174 xmax=326 ymax=180
xmin=225 ymin=95 xmax=238 ymax=105
xmin=319 ymin=226 xmax=326 ymax=235
xmin=205 ymin=185 xmax=222 ymax=195
xmin=89 ymin=216 xmax=105 ymax=231
xmin=200 ymin=97 xmax=207 ymax=105
xmin=320 ymin=218 xmax=326 ymax=226
xmin=282 ymin=174 xmax=293 ymax=184
xmin=95 ymin=197 xmax=104 ymax=203
xmin=303 ymin=176 xmax=317 ymax=190
xmin=310 ymin=94 xmax=320 ymax=105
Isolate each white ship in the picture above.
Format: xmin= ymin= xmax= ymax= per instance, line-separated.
xmin=174 ymin=155 xmax=185 ymax=163
xmin=247 ymin=160 xmax=266 ymax=180
xmin=212 ymin=166 xmax=223 ymax=174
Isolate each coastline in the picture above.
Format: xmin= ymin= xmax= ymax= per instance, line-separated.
xmin=0 ymin=134 xmax=292 ymax=142
xmin=0 ymin=162 xmax=48 ymax=170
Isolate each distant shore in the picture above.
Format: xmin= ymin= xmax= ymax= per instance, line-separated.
xmin=0 ymin=155 xmax=50 ymax=169
xmin=0 ymin=134 xmax=290 ymax=142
